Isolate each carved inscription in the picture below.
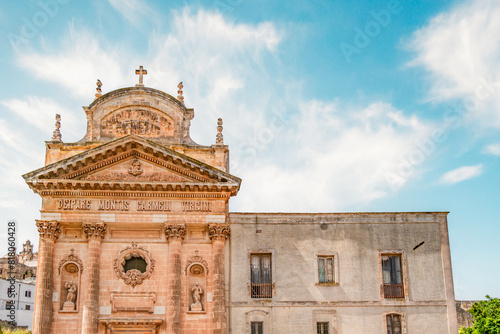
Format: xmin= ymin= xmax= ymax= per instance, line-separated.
xmin=101 ymin=109 xmax=174 ymax=137
xmin=182 ymin=201 xmax=211 ymax=212
xmin=58 ymin=199 xmax=91 ymax=210
xmin=54 ymin=199 xmax=213 ymax=212
xmin=137 ymin=201 xmax=171 ymax=211
xmin=98 ymin=200 xmax=130 ymax=211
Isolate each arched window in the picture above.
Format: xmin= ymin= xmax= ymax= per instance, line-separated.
xmin=386 ymin=313 xmax=402 ymax=334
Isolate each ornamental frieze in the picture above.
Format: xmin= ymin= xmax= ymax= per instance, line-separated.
xmin=82 ymin=172 xmax=189 ymax=182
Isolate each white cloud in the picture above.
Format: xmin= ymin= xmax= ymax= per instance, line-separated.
xmin=440 ymin=164 xmax=483 ymax=185
xmin=107 ymin=0 xmax=159 ymax=27
xmin=408 ymin=0 xmax=500 ymax=127
xmin=10 ymin=8 xmax=436 ymax=215
xmin=483 ymin=143 xmax=500 ymax=155
xmin=232 ymin=101 xmax=435 ymax=211
xmin=1 ymin=97 xmax=81 ymax=139
xmin=16 ymin=22 xmax=127 ymax=98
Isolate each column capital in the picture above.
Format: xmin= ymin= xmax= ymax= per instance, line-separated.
xmin=36 ymin=220 xmax=62 ymax=241
xmin=83 ymin=222 xmax=107 ymax=241
xmin=164 ymin=223 xmax=186 ymax=242
xmin=208 ymin=224 xmax=230 ymax=242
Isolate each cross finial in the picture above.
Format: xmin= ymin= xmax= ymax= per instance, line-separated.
xmin=216 ymin=118 xmax=223 ymax=145
xmin=52 ymin=114 xmax=62 ymax=141
xmin=135 ymin=66 xmax=147 ymax=86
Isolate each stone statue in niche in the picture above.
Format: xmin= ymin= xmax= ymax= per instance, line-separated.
xmin=190 ymin=281 xmax=203 ymax=312
xmin=62 ymin=282 xmax=77 ymax=311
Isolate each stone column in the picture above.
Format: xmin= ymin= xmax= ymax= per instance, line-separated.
xmin=33 ymin=220 xmax=61 ymax=334
xmin=165 ymin=224 xmax=186 ymax=334
xmin=209 ymin=224 xmax=230 ymax=334
xmin=81 ymin=222 xmax=107 ymax=334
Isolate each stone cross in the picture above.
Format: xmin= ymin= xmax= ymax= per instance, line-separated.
xmin=135 ymin=66 xmax=147 ymax=86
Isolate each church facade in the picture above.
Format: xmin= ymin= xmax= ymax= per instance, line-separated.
xmin=24 ymin=69 xmax=458 ymax=334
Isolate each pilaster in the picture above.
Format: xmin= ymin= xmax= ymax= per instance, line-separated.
xmin=165 ymin=223 xmax=186 ymax=334
xmin=82 ymin=222 xmax=106 ymax=334
xmin=33 ymin=220 xmax=61 ymax=334
xmin=209 ymin=224 xmax=230 ymax=334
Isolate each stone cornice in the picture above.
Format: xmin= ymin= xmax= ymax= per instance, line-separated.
xmin=83 ymin=222 xmax=107 ymax=241
xmin=34 ymin=190 xmax=231 ymax=198
xmin=26 ymin=179 xmax=239 ymax=196
xmin=36 ymin=220 xmax=62 ymax=241
xmin=208 ymin=224 xmax=230 ymax=242
xmin=164 ymin=224 xmax=187 ymax=242
xmin=23 ymin=135 xmax=241 ymax=196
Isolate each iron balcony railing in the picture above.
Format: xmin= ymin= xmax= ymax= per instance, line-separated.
xmin=383 ymin=284 xmax=404 ymax=298
xmin=250 ymin=282 xmax=273 ymax=298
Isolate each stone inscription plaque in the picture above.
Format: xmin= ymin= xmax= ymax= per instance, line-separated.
xmin=56 ymin=199 xmax=213 ymax=212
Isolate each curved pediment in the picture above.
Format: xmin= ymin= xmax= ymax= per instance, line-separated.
xmin=81 ymin=87 xmax=196 ymax=145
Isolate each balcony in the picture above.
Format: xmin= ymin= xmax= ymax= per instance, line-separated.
xmin=250 ymin=282 xmax=273 ymax=298
xmin=383 ymin=284 xmax=404 ymax=298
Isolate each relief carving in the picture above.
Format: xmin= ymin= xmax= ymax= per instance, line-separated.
xmin=100 ymin=108 xmax=174 ymax=137
xmin=114 ymin=242 xmax=155 ymax=287
xmin=83 ymin=172 xmax=188 ymax=182
xmin=208 ymin=224 xmax=230 ymax=241
xmin=58 ymin=248 xmax=84 ymax=274
xmin=164 ymin=224 xmax=187 ymax=242
xmin=128 ymin=158 xmax=143 ymax=176
xmin=83 ymin=222 xmax=107 ymax=241
xmin=36 ymin=220 xmax=62 ymax=241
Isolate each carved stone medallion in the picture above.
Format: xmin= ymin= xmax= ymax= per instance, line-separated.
xmin=114 ymin=242 xmax=155 ymax=287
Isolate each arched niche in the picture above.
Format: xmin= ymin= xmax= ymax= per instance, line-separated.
xmin=185 ymin=253 xmax=208 ymax=313
xmin=58 ymin=249 xmax=83 ymax=312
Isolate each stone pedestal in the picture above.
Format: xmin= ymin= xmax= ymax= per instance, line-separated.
xmin=62 ymin=301 xmax=75 ymax=311
xmin=190 ymin=302 xmax=203 ymax=312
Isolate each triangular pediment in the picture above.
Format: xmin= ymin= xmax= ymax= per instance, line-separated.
xmin=75 ymin=157 xmax=196 ymax=183
xmin=23 ymin=135 xmax=241 ymax=196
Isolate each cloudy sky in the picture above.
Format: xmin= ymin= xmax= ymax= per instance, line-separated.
xmin=0 ymin=0 xmax=499 ymax=300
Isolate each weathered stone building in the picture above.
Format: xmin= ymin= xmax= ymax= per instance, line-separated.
xmin=23 ymin=68 xmax=458 ymax=333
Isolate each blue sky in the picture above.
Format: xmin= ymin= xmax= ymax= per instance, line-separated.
xmin=0 ymin=0 xmax=499 ymax=300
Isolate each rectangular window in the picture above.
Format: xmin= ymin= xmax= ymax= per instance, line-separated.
xmin=25 ymin=290 xmax=31 ymax=298
xmin=318 ymin=256 xmax=334 ymax=283
xmin=386 ymin=314 xmax=402 ymax=334
xmin=317 ymin=322 xmax=330 ymax=334
xmin=250 ymin=253 xmax=272 ymax=298
xmin=382 ymin=254 xmax=404 ymax=298
xmin=25 ymin=305 xmax=31 ymax=311
xmin=251 ymin=321 xmax=263 ymax=334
